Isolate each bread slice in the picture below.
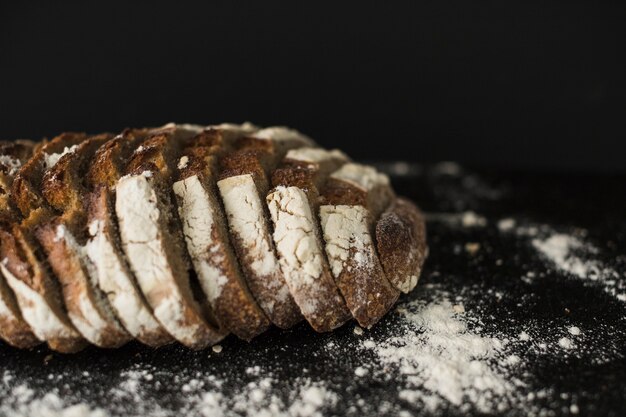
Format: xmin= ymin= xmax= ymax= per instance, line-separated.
xmin=216 ymin=127 xmax=312 ymax=330
xmin=0 ymin=140 xmax=40 ymax=348
xmin=267 ymin=147 xmax=352 ymax=332
xmin=85 ymin=129 xmax=172 ymax=347
xmin=4 ymin=133 xmax=89 ymax=352
xmin=319 ymin=163 xmax=399 ymax=328
xmin=375 ymin=197 xmax=428 ymax=293
xmin=35 ymin=134 xmax=132 ymax=348
xmin=174 ymin=124 xmax=274 ymax=341
xmin=115 ymin=124 xmax=226 ymax=348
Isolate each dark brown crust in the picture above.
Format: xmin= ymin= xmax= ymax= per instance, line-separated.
xmin=321 ymin=178 xmax=395 ymax=222
xmin=375 ymin=197 xmax=428 ymax=293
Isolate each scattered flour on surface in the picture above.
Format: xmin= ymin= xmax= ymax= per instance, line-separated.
xmin=0 ymin=371 xmax=108 ymax=417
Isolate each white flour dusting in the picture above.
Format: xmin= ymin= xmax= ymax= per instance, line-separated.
xmin=529 ymin=230 xmax=625 ymax=302
xmin=0 ymin=371 xmax=107 ymax=417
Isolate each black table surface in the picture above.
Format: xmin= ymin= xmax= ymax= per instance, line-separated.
xmin=0 ymin=164 xmax=624 ymax=417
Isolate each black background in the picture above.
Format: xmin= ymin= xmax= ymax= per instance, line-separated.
xmin=1 ymin=1 xmax=625 ymax=172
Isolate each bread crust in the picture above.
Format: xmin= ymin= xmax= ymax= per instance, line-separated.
xmin=375 ymin=197 xmax=428 ymax=293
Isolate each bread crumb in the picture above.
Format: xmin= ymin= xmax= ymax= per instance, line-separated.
xmin=212 ymin=345 xmax=223 ymax=353
xmin=353 ymin=326 xmax=364 ymax=335
xmin=465 ymin=242 xmax=480 ymax=255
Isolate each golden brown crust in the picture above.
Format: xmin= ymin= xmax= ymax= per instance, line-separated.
xmin=88 ymin=129 xmax=150 ymax=189
xmin=42 ymin=133 xmax=112 ymax=215
xmin=375 ymin=197 xmax=428 ymax=293
xmin=11 ymin=133 xmax=87 ymax=218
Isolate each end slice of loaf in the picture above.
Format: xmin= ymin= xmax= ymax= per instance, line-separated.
xmin=376 ymin=197 xmax=428 ymax=293
xmin=267 ymin=147 xmax=352 ymax=332
xmin=216 ymin=127 xmax=312 ymax=330
xmin=319 ymin=162 xmax=399 ymax=328
xmin=116 ymin=125 xmax=226 ymax=348
xmin=86 ymin=129 xmax=172 ymax=347
xmin=36 ymin=134 xmax=132 ymax=348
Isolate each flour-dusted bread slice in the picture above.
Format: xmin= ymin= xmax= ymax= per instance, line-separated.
xmin=216 ymin=127 xmax=312 ymax=330
xmin=36 ymin=134 xmax=132 ymax=348
xmin=375 ymin=197 xmax=428 ymax=293
xmin=116 ymin=124 xmax=226 ymax=348
xmin=319 ymin=163 xmax=399 ymax=328
xmin=174 ymin=124 xmax=272 ymax=341
xmin=5 ymin=133 xmax=90 ymax=352
xmin=85 ymin=129 xmax=172 ymax=347
xmin=267 ymin=147 xmax=352 ymax=332
xmin=0 ymin=141 xmax=40 ymax=348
